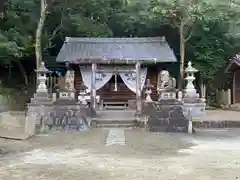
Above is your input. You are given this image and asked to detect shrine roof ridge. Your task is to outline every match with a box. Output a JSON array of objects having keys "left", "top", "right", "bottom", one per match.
[
  {"left": 65, "top": 37, "right": 166, "bottom": 43},
  {"left": 56, "top": 36, "right": 177, "bottom": 63},
  {"left": 225, "top": 53, "right": 240, "bottom": 72}
]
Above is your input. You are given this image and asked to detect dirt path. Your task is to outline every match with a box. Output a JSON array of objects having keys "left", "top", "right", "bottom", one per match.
[{"left": 0, "top": 129, "right": 240, "bottom": 179}]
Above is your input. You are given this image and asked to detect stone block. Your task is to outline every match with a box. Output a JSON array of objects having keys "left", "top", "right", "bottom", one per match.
[
  {"left": 183, "top": 102, "right": 206, "bottom": 119},
  {"left": 145, "top": 100, "right": 195, "bottom": 133},
  {"left": 0, "top": 111, "right": 36, "bottom": 140},
  {"left": 128, "top": 100, "right": 136, "bottom": 109},
  {"left": 160, "top": 92, "right": 176, "bottom": 99},
  {"left": 25, "top": 113, "right": 37, "bottom": 136}
]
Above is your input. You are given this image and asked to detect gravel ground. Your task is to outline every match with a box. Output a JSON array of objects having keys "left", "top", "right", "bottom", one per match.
[{"left": 0, "top": 128, "right": 240, "bottom": 180}]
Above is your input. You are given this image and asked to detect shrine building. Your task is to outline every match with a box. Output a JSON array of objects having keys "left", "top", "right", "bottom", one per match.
[{"left": 56, "top": 37, "right": 177, "bottom": 113}]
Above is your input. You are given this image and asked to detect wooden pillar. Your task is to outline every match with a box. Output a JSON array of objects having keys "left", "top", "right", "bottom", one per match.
[
  {"left": 136, "top": 61, "right": 142, "bottom": 114},
  {"left": 91, "top": 63, "right": 97, "bottom": 110},
  {"left": 233, "top": 71, "right": 236, "bottom": 104}
]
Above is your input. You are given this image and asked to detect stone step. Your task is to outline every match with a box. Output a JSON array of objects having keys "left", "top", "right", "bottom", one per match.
[
  {"left": 95, "top": 119, "right": 136, "bottom": 124},
  {"left": 97, "top": 109, "right": 135, "bottom": 113},
  {"left": 97, "top": 124, "right": 135, "bottom": 128},
  {"left": 93, "top": 117, "right": 135, "bottom": 121},
  {"left": 92, "top": 110, "right": 136, "bottom": 128},
  {"left": 192, "top": 121, "right": 240, "bottom": 128},
  {"left": 149, "top": 120, "right": 240, "bottom": 129},
  {"left": 104, "top": 106, "right": 127, "bottom": 110},
  {"left": 95, "top": 110, "right": 136, "bottom": 119},
  {"left": 91, "top": 119, "right": 136, "bottom": 128},
  {"left": 148, "top": 126, "right": 193, "bottom": 133}
]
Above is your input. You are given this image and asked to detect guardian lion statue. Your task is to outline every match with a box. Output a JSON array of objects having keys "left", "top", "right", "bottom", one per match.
[{"left": 157, "top": 70, "right": 176, "bottom": 93}]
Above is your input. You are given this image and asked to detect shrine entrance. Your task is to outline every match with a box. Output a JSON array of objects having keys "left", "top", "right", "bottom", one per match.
[
  {"left": 98, "top": 74, "right": 134, "bottom": 103},
  {"left": 86, "top": 65, "right": 146, "bottom": 113}
]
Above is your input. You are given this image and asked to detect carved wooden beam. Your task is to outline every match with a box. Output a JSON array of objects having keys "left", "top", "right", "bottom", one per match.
[{"left": 95, "top": 69, "right": 136, "bottom": 73}]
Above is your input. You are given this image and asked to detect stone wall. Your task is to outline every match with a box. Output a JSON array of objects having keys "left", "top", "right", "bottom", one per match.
[
  {"left": 0, "top": 87, "right": 34, "bottom": 111},
  {"left": 27, "top": 103, "right": 91, "bottom": 133}
]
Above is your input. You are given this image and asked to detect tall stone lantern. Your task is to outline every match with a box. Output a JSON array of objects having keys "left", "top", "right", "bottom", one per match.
[
  {"left": 184, "top": 61, "right": 198, "bottom": 99},
  {"left": 29, "top": 61, "right": 51, "bottom": 129},
  {"left": 35, "top": 61, "right": 50, "bottom": 94}
]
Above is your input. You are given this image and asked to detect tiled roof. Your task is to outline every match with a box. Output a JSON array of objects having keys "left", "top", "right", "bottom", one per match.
[
  {"left": 56, "top": 37, "right": 177, "bottom": 63},
  {"left": 225, "top": 53, "right": 240, "bottom": 72}
]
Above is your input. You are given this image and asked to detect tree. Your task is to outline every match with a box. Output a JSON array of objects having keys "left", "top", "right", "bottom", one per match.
[
  {"left": 187, "top": 19, "right": 234, "bottom": 86},
  {"left": 149, "top": 0, "right": 221, "bottom": 89},
  {"left": 1, "top": 0, "right": 240, "bottom": 94},
  {"left": 0, "top": 0, "right": 39, "bottom": 85},
  {"left": 35, "top": 0, "right": 48, "bottom": 69}
]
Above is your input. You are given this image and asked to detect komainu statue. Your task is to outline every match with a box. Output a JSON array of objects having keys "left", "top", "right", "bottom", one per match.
[
  {"left": 157, "top": 70, "right": 176, "bottom": 100},
  {"left": 157, "top": 70, "right": 176, "bottom": 92},
  {"left": 65, "top": 70, "right": 75, "bottom": 91}
]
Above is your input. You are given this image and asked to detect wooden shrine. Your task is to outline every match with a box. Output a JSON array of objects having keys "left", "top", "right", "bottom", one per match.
[{"left": 56, "top": 37, "right": 177, "bottom": 114}]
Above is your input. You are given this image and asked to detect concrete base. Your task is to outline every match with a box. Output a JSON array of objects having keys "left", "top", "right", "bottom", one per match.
[
  {"left": 0, "top": 111, "right": 36, "bottom": 140},
  {"left": 183, "top": 102, "right": 206, "bottom": 118}
]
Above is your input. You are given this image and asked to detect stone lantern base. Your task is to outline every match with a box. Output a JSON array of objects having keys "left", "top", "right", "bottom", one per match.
[{"left": 30, "top": 91, "right": 52, "bottom": 105}]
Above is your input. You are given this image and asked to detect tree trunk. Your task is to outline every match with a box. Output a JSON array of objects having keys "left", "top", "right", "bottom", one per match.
[
  {"left": 178, "top": 21, "right": 185, "bottom": 90},
  {"left": 35, "top": 0, "right": 47, "bottom": 70},
  {"left": 16, "top": 61, "right": 28, "bottom": 86},
  {"left": 8, "top": 64, "right": 12, "bottom": 81}
]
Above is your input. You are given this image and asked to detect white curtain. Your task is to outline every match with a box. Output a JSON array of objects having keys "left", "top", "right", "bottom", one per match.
[
  {"left": 80, "top": 65, "right": 147, "bottom": 94},
  {"left": 79, "top": 66, "right": 113, "bottom": 93},
  {"left": 119, "top": 67, "right": 147, "bottom": 93}
]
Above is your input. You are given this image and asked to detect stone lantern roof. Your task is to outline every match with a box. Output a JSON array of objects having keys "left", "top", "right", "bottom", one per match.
[
  {"left": 185, "top": 61, "right": 198, "bottom": 73},
  {"left": 35, "top": 62, "right": 49, "bottom": 73}
]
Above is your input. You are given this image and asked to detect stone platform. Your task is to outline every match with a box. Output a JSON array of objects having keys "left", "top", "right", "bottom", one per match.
[
  {"left": 192, "top": 110, "right": 240, "bottom": 128},
  {"left": 143, "top": 100, "right": 195, "bottom": 133}
]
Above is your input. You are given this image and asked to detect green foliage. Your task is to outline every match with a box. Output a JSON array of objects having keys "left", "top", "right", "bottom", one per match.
[
  {"left": 0, "top": 0, "right": 38, "bottom": 61},
  {"left": 149, "top": 0, "right": 219, "bottom": 38},
  {"left": 0, "top": 32, "right": 21, "bottom": 60},
  {"left": 187, "top": 20, "right": 234, "bottom": 84},
  {"left": 0, "top": 0, "right": 240, "bottom": 95}
]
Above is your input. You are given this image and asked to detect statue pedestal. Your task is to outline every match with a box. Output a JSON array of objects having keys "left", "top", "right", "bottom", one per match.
[
  {"left": 146, "top": 99, "right": 195, "bottom": 133},
  {"left": 59, "top": 91, "right": 75, "bottom": 99},
  {"left": 59, "top": 89, "right": 75, "bottom": 100},
  {"left": 30, "top": 92, "right": 52, "bottom": 105},
  {"left": 160, "top": 92, "right": 176, "bottom": 100},
  {"left": 183, "top": 100, "right": 206, "bottom": 122},
  {"left": 158, "top": 89, "right": 177, "bottom": 101},
  {"left": 59, "top": 92, "right": 68, "bottom": 99},
  {"left": 78, "top": 92, "right": 88, "bottom": 105}
]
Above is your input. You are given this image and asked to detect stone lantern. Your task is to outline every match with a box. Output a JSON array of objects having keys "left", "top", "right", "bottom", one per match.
[
  {"left": 184, "top": 61, "right": 198, "bottom": 98},
  {"left": 29, "top": 61, "right": 51, "bottom": 111},
  {"left": 144, "top": 79, "right": 154, "bottom": 102},
  {"left": 35, "top": 61, "right": 49, "bottom": 94},
  {"left": 78, "top": 83, "right": 88, "bottom": 105}
]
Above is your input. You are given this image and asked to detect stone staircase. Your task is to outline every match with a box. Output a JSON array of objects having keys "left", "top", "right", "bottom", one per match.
[{"left": 91, "top": 109, "right": 136, "bottom": 128}]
